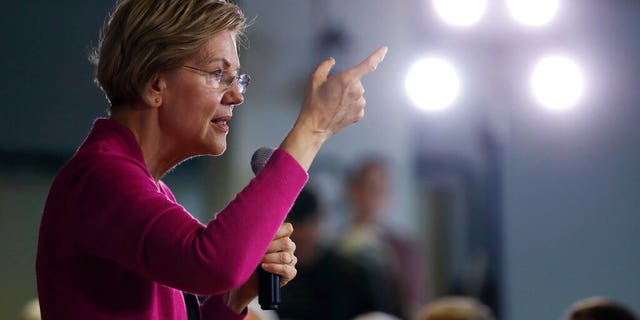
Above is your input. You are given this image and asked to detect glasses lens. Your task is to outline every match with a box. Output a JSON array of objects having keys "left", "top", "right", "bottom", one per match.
[{"left": 238, "top": 74, "right": 250, "bottom": 93}]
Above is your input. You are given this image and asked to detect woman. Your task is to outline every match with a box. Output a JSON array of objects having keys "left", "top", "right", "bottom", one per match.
[{"left": 36, "top": 0, "right": 387, "bottom": 319}]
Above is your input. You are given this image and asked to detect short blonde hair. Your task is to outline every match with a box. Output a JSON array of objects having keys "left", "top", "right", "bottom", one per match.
[
  {"left": 91, "top": 0, "right": 246, "bottom": 105},
  {"left": 415, "top": 296, "right": 494, "bottom": 320}
]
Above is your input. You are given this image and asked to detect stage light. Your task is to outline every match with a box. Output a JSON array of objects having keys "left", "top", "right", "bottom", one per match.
[
  {"left": 507, "top": 0, "right": 559, "bottom": 27},
  {"left": 433, "top": 0, "right": 487, "bottom": 27},
  {"left": 530, "top": 56, "right": 584, "bottom": 111},
  {"left": 405, "top": 57, "right": 460, "bottom": 111}
]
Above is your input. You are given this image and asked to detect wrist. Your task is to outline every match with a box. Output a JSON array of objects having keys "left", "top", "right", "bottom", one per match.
[{"left": 279, "top": 121, "right": 326, "bottom": 171}]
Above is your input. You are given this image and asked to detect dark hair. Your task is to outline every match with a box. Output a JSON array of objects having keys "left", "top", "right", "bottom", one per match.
[
  {"left": 566, "top": 297, "right": 637, "bottom": 320},
  {"left": 286, "top": 188, "right": 320, "bottom": 224}
]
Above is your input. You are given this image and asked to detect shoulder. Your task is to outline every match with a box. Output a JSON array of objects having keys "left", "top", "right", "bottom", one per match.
[
  {"left": 50, "top": 148, "right": 159, "bottom": 213},
  {"left": 66, "top": 117, "right": 151, "bottom": 185},
  {"left": 71, "top": 151, "right": 152, "bottom": 188}
]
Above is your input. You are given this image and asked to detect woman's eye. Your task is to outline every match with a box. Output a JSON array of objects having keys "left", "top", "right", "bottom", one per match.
[{"left": 212, "top": 70, "right": 225, "bottom": 81}]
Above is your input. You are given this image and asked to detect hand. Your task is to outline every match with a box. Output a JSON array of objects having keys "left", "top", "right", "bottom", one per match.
[
  {"left": 260, "top": 222, "right": 297, "bottom": 286},
  {"left": 298, "top": 46, "right": 388, "bottom": 139},
  {"left": 280, "top": 46, "right": 388, "bottom": 170},
  {"left": 225, "top": 223, "right": 297, "bottom": 312}
]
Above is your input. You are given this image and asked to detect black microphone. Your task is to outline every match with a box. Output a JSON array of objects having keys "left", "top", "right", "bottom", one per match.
[{"left": 250, "top": 147, "right": 281, "bottom": 310}]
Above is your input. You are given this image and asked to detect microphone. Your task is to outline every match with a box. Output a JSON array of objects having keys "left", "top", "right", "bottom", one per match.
[
  {"left": 250, "top": 147, "right": 281, "bottom": 310},
  {"left": 250, "top": 147, "right": 275, "bottom": 174}
]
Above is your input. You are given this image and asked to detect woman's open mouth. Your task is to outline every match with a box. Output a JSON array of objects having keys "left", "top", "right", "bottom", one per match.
[{"left": 211, "top": 116, "right": 231, "bottom": 132}]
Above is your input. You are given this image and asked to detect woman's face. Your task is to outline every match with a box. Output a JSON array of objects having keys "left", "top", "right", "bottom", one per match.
[{"left": 160, "top": 30, "right": 244, "bottom": 157}]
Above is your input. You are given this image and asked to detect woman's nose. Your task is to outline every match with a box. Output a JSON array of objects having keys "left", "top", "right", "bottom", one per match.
[{"left": 222, "top": 87, "right": 244, "bottom": 106}]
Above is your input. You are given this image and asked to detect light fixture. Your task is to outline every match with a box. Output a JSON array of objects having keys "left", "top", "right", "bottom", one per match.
[
  {"left": 507, "top": 0, "right": 560, "bottom": 27},
  {"left": 530, "top": 55, "right": 584, "bottom": 111},
  {"left": 433, "top": 0, "right": 488, "bottom": 27},
  {"left": 405, "top": 57, "right": 460, "bottom": 111}
]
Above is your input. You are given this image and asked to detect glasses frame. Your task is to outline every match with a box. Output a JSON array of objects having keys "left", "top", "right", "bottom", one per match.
[{"left": 182, "top": 65, "right": 250, "bottom": 94}]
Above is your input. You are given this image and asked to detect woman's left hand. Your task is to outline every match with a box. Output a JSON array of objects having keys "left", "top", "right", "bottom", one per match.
[
  {"left": 260, "top": 222, "right": 298, "bottom": 286},
  {"left": 225, "top": 223, "right": 297, "bottom": 312}
]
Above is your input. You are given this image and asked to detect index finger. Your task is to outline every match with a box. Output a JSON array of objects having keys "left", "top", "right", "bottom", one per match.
[
  {"left": 274, "top": 222, "right": 293, "bottom": 239},
  {"left": 347, "top": 46, "right": 388, "bottom": 79}
]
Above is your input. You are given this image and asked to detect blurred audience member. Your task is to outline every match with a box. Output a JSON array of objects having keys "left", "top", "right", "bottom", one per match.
[
  {"left": 563, "top": 296, "right": 637, "bottom": 320},
  {"left": 21, "top": 298, "right": 41, "bottom": 320},
  {"left": 336, "top": 157, "right": 429, "bottom": 318},
  {"left": 277, "top": 187, "right": 380, "bottom": 320},
  {"left": 247, "top": 298, "right": 280, "bottom": 320},
  {"left": 353, "top": 311, "right": 402, "bottom": 320},
  {"left": 414, "top": 296, "right": 493, "bottom": 320}
]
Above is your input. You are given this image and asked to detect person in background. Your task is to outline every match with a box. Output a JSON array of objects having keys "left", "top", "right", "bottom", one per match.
[
  {"left": 36, "top": 0, "right": 388, "bottom": 319},
  {"left": 21, "top": 298, "right": 41, "bottom": 320},
  {"left": 277, "top": 187, "right": 380, "bottom": 320},
  {"left": 414, "top": 296, "right": 493, "bottom": 320},
  {"left": 562, "top": 296, "right": 637, "bottom": 320},
  {"left": 246, "top": 298, "right": 279, "bottom": 320},
  {"left": 352, "top": 312, "right": 402, "bottom": 320},
  {"left": 336, "top": 157, "right": 429, "bottom": 319}
]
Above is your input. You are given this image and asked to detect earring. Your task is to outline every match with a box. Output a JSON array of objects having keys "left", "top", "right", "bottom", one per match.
[{"left": 155, "top": 98, "right": 160, "bottom": 104}]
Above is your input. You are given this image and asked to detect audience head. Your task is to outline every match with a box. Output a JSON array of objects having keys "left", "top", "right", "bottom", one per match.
[
  {"left": 287, "top": 187, "right": 320, "bottom": 225},
  {"left": 286, "top": 187, "right": 322, "bottom": 264},
  {"left": 415, "top": 296, "right": 493, "bottom": 320},
  {"left": 353, "top": 311, "right": 402, "bottom": 320},
  {"left": 21, "top": 298, "right": 41, "bottom": 320},
  {"left": 347, "top": 156, "right": 391, "bottom": 224},
  {"left": 563, "top": 296, "right": 637, "bottom": 320}
]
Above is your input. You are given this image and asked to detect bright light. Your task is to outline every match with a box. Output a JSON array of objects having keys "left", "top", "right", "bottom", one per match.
[
  {"left": 530, "top": 56, "right": 584, "bottom": 111},
  {"left": 433, "top": 0, "right": 487, "bottom": 27},
  {"left": 405, "top": 57, "right": 460, "bottom": 111},
  {"left": 507, "top": 0, "right": 559, "bottom": 27}
]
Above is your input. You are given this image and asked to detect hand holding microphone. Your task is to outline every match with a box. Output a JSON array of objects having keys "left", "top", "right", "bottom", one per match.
[
  {"left": 257, "top": 222, "right": 297, "bottom": 310},
  {"left": 251, "top": 148, "right": 298, "bottom": 310}
]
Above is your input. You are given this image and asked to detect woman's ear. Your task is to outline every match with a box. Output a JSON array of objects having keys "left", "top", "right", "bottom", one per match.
[{"left": 141, "top": 73, "right": 167, "bottom": 108}]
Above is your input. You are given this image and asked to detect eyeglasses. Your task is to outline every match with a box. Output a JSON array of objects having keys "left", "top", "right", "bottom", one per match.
[{"left": 182, "top": 65, "right": 250, "bottom": 94}]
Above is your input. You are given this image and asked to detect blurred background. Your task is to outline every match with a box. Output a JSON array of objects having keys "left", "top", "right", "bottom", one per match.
[{"left": 1, "top": 1, "right": 639, "bottom": 319}]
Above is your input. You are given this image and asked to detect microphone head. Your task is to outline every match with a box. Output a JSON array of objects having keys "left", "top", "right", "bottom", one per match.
[{"left": 251, "top": 147, "right": 275, "bottom": 174}]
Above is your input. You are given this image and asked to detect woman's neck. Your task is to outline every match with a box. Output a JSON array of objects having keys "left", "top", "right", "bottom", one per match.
[{"left": 110, "top": 104, "right": 185, "bottom": 182}]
